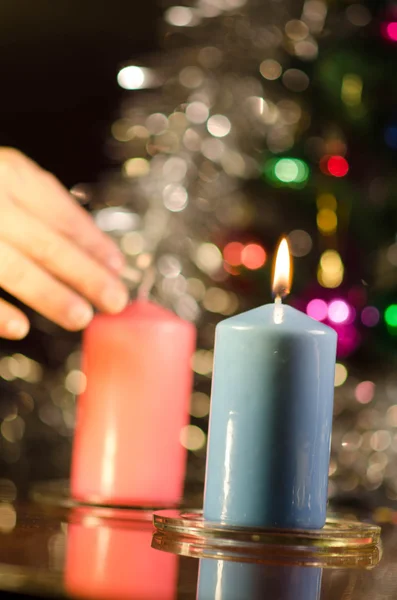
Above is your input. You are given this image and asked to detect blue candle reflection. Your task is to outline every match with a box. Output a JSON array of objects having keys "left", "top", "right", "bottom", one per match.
[{"left": 197, "top": 559, "right": 322, "bottom": 600}]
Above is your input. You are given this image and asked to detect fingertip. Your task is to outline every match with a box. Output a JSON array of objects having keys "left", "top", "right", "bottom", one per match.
[
  {"left": 5, "top": 319, "right": 30, "bottom": 340},
  {"left": 67, "top": 304, "right": 94, "bottom": 331},
  {"left": 100, "top": 285, "right": 129, "bottom": 314}
]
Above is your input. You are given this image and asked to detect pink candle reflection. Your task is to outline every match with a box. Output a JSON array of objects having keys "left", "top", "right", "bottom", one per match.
[{"left": 65, "top": 508, "right": 177, "bottom": 600}]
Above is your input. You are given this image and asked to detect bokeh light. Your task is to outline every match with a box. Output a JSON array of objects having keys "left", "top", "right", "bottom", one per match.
[
  {"left": 288, "top": 229, "right": 312, "bottom": 257},
  {"left": 341, "top": 431, "right": 362, "bottom": 451},
  {"left": 387, "top": 405, "right": 397, "bottom": 427},
  {"left": 384, "top": 304, "right": 397, "bottom": 331},
  {"left": 306, "top": 299, "right": 328, "bottom": 321},
  {"left": 241, "top": 244, "right": 267, "bottom": 270},
  {"left": 355, "top": 381, "right": 375, "bottom": 404},
  {"left": 328, "top": 155, "right": 349, "bottom": 177},
  {"left": 385, "top": 304, "right": 397, "bottom": 327},
  {"left": 1, "top": 417, "right": 25, "bottom": 443},
  {"left": 192, "top": 350, "right": 213, "bottom": 377},
  {"left": 317, "top": 208, "right": 337, "bottom": 235},
  {"left": 282, "top": 69, "right": 310, "bottom": 92},
  {"left": 123, "top": 157, "right": 150, "bottom": 178},
  {"left": 201, "top": 138, "right": 224, "bottom": 161},
  {"left": 175, "top": 295, "right": 199, "bottom": 322},
  {"left": 165, "top": 6, "right": 198, "bottom": 27},
  {"left": 346, "top": 4, "right": 371, "bottom": 27},
  {"left": 275, "top": 158, "right": 308, "bottom": 183},
  {"left": 146, "top": 113, "right": 168, "bottom": 135},
  {"left": 158, "top": 255, "right": 182, "bottom": 279},
  {"left": 320, "top": 155, "right": 349, "bottom": 177},
  {"left": 195, "top": 243, "right": 223, "bottom": 275},
  {"left": 328, "top": 300, "right": 350, "bottom": 324},
  {"left": 334, "top": 363, "right": 348, "bottom": 387},
  {"left": 163, "top": 157, "right": 187, "bottom": 182},
  {"left": 198, "top": 46, "right": 223, "bottom": 68},
  {"left": 121, "top": 232, "right": 144, "bottom": 256},
  {"left": 163, "top": 184, "right": 188, "bottom": 212},
  {"left": 318, "top": 250, "right": 344, "bottom": 288},
  {"left": 370, "top": 430, "right": 391, "bottom": 452},
  {"left": 341, "top": 74, "right": 363, "bottom": 107},
  {"left": 294, "top": 39, "right": 318, "bottom": 60},
  {"left": 361, "top": 306, "right": 380, "bottom": 327},
  {"left": 179, "top": 424, "right": 206, "bottom": 451},
  {"left": 207, "top": 115, "right": 231, "bottom": 138},
  {"left": 387, "top": 242, "right": 397, "bottom": 265},
  {"left": 385, "top": 22, "right": 397, "bottom": 42},
  {"left": 266, "top": 157, "right": 309, "bottom": 185},
  {"left": 95, "top": 208, "right": 140, "bottom": 233},
  {"left": 179, "top": 66, "right": 204, "bottom": 88},
  {"left": 203, "top": 287, "right": 230, "bottom": 313},
  {"left": 111, "top": 119, "right": 134, "bottom": 142},
  {"left": 259, "top": 59, "right": 282, "bottom": 80},
  {"left": 190, "top": 392, "right": 210, "bottom": 418},
  {"left": 275, "top": 159, "right": 298, "bottom": 182},
  {"left": 65, "top": 370, "right": 86, "bottom": 395},
  {"left": 117, "top": 66, "right": 155, "bottom": 90},
  {"left": 136, "top": 253, "right": 153, "bottom": 270},
  {"left": 0, "top": 504, "right": 16, "bottom": 533},
  {"left": 285, "top": 19, "right": 309, "bottom": 41},
  {"left": 223, "top": 241, "right": 244, "bottom": 266},
  {"left": 186, "top": 278, "right": 206, "bottom": 301},
  {"left": 186, "top": 101, "right": 209, "bottom": 124},
  {"left": 317, "top": 193, "right": 337, "bottom": 211},
  {"left": 384, "top": 125, "right": 397, "bottom": 149},
  {"left": 303, "top": 0, "right": 327, "bottom": 30}
]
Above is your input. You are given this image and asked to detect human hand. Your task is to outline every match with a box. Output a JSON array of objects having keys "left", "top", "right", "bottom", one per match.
[{"left": 0, "top": 148, "right": 129, "bottom": 339}]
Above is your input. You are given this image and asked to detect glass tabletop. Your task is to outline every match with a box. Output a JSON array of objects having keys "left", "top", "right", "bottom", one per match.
[{"left": 0, "top": 501, "right": 393, "bottom": 599}]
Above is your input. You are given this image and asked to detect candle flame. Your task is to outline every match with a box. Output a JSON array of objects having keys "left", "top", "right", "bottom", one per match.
[{"left": 272, "top": 237, "right": 292, "bottom": 300}]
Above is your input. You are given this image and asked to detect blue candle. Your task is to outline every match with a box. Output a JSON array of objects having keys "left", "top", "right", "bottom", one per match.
[
  {"left": 197, "top": 559, "right": 322, "bottom": 600},
  {"left": 203, "top": 239, "right": 337, "bottom": 529}
]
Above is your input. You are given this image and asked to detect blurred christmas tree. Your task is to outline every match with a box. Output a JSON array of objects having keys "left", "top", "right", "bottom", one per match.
[{"left": 3, "top": 0, "right": 397, "bottom": 508}]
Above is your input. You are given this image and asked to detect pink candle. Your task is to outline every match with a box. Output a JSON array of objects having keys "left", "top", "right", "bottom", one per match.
[
  {"left": 65, "top": 508, "right": 177, "bottom": 599},
  {"left": 70, "top": 300, "right": 196, "bottom": 506}
]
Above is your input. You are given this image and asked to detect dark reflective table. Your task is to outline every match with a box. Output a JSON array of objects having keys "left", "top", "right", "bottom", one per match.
[{"left": 0, "top": 501, "right": 393, "bottom": 599}]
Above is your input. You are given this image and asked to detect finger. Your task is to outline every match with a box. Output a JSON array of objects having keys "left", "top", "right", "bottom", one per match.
[
  {"left": 0, "top": 299, "right": 29, "bottom": 340},
  {"left": 0, "top": 148, "right": 125, "bottom": 272},
  {"left": 0, "top": 198, "right": 129, "bottom": 314},
  {"left": 0, "top": 240, "right": 94, "bottom": 331}
]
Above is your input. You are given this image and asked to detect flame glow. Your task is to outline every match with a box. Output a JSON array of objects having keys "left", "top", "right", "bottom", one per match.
[{"left": 272, "top": 237, "right": 292, "bottom": 299}]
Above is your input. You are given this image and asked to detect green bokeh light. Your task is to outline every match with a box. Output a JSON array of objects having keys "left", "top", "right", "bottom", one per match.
[
  {"left": 274, "top": 159, "right": 299, "bottom": 182},
  {"left": 264, "top": 157, "right": 310, "bottom": 186},
  {"left": 385, "top": 304, "right": 397, "bottom": 327}
]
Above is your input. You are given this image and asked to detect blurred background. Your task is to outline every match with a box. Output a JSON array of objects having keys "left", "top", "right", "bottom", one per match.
[{"left": 1, "top": 0, "right": 397, "bottom": 518}]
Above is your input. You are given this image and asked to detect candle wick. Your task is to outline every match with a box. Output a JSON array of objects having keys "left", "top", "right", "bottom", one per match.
[
  {"left": 273, "top": 295, "right": 284, "bottom": 324},
  {"left": 138, "top": 267, "right": 156, "bottom": 301}
]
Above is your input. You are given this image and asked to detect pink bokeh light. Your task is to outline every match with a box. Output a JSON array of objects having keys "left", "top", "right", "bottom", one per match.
[
  {"left": 386, "top": 22, "right": 397, "bottom": 41},
  {"left": 334, "top": 324, "right": 361, "bottom": 358},
  {"left": 328, "top": 300, "right": 350, "bottom": 324},
  {"left": 355, "top": 381, "right": 375, "bottom": 404},
  {"left": 306, "top": 299, "right": 328, "bottom": 321}
]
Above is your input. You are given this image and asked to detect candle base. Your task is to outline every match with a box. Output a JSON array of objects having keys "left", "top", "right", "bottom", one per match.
[
  {"left": 30, "top": 479, "right": 180, "bottom": 512},
  {"left": 152, "top": 509, "right": 382, "bottom": 569}
]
